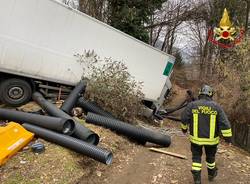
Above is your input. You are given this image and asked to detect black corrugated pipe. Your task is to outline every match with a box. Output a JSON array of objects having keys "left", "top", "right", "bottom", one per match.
[
  {"left": 0, "top": 108, "right": 75, "bottom": 135},
  {"left": 32, "top": 92, "right": 99, "bottom": 145},
  {"left": 77, "top": 97, "right": 115, "bottom": 118},
  {"left": 22, "top": 123, "right": 113, "bottom": 165},
  {"left": 61, "top": 81, "right": 87, "bottom": 114},
  {"left": 165, "top": 116, "right": 182, "bottom": 122},
  {"left": 163, "top": 90, "right": 196, "bottom": 116},
  {"left": 86, "top": 112, "right": 171, "bottom": 147},
  {"left": 164, "top": 103, "right": 187, "bottom": 115}
]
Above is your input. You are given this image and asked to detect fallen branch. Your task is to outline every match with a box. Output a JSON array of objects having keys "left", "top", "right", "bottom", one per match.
[{"left": 149, "top": 148, "right": 187, "bottom": 159}]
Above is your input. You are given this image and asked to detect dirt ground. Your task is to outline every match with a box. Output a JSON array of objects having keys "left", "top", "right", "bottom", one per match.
[
  {"left": 75, "top": 122, "right": 250, "bottom": 184},
  {"left": 1, "top": 116, "right": 250, "bottom": 184},
  {"left": 1, "top": 85, "right": 250, "bottom": 184}
]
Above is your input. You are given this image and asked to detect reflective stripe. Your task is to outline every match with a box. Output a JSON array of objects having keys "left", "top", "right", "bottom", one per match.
[
  {"left": 192, "top": 162, "right": 202, "bottom": 171},
  {"left": 207, "top": 165, "right": 215, "bottom": 169},
  {"left": 192, "top": 167, "right": 202, "bottom": 171},
  {"left": 206, "top": 162, "right": 216, "bottom": 169},
  {"left": 190, "top": 135, "right": 219, "bottom": 145},
  {"left": 193, "top": 114, "right": 198, "bottom": 138},
  {"left": 221, "top": 129, "right": 232, "bottom": 137},
  {"left": 221, "top": 129, "right": 232, "bottom": 134},
  {"left": 181, "top": 123, "right": 188, "bottom": 130},
  {"left": 193, "top": 163, "right": 202, "bottom": 167},
  {"left": 210, "top": 115, "right": 216, "bottom": 139}
]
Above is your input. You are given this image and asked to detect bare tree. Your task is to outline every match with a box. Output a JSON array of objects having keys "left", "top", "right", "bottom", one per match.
[
  {"left": 244, "top": 0, "right": 250, "bottom": 33},
  {"left": 147, "top": 0, "right": 205, "bottom": 54},
  {"left": 78, "top": 0, "right": 109, "bottom": 22},
  {"left": 177, "top": 0, "right": 215, "bottom": 78},
  {"left": 62, "top": 0, "right": 79, "bottom": 9}
]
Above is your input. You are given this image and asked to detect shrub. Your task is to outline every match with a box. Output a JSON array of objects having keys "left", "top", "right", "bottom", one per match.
[{"left": 75, "top": 51, "right": 144, "bottom": 122}]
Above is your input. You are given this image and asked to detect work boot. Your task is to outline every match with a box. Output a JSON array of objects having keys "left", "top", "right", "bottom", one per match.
[
  {"left": 191, "top": 170, "right": 201, "bottom": 184},
  {"left": 208, "top": 167, "right": 218, "bottom": 181}
]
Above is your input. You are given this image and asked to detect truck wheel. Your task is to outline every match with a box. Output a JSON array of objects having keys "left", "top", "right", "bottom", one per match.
[{"left": 0, "top": 78, "right": 32, "bottom": 106}]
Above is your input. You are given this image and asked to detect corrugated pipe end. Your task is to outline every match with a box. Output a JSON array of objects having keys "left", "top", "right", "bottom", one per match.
[
  {"left": 22, "top": 123, "right": 112, "bottom": 165},
  {"left": 105, "top": 152, "right": 113, "bottom": 165},
  {"left": 86, "top": 133, "right": 100, "bottom": 146},
  {"left": 62, "top": 119, "right": 75, "bottom": 135}
]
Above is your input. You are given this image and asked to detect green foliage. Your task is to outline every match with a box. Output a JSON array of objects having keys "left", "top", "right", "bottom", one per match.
[
  {"left": 76, "top": 51, "right": 145, "bottom": 122},
  {"left": 107, "top": 0, "right": 166, "bottom": 42}
]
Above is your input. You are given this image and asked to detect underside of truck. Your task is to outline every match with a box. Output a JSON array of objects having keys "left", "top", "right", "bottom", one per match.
[
  {"left": 0, "top": 72, "right": 173, "bottom": 122},
  {"left": 0, "top": 72, "right": 72, "bottom": 107}
]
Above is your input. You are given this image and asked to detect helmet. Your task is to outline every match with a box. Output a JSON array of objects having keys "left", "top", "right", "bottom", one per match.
[{"left": 199, "top": 85, "right": 213, "bottom": 97}]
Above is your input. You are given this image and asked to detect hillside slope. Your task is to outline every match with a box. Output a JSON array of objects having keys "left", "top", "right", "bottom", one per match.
[{"left": 1, "top": 120, "right": 249, "bottom": 184}]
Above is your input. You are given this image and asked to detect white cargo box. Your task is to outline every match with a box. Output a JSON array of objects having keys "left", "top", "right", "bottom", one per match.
[{"left": 0, "top": 0, "right": 175, "bottom": 107}]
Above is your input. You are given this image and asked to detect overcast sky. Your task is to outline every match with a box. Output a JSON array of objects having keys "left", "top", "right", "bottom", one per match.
[{"left": 56, "top": 0, "right": 193, "bottom": 62}]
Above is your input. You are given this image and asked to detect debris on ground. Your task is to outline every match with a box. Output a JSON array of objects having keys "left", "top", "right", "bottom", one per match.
[
  {"left": 149, "top": 147, "right": 187, "bottom": 159},
  {"left": 0, "top": 122, "right": 34, "bottom": 166},
  {"left": 1, "top": 117, "right": 250, "bottom": 184},
  {"left": 0, "top": 85, "right": 250, "bottom": 184}
]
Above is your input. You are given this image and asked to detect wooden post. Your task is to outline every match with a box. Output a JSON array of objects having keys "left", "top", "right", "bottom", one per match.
[{"left": 149, "top": 148, "right": 187, "bottom": 159}]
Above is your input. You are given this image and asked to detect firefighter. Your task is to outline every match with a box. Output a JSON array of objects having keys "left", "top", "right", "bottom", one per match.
[{"left": 181, "top": 85, "right": 232, "bottom": 184}]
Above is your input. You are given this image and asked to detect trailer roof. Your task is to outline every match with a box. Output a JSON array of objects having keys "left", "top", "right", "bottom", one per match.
[{"left": 50, "top": 0, "right": 175, "bottom": 61}]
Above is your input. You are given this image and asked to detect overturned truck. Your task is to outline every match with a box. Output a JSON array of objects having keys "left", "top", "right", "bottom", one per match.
[{"left": 0, "top": 0, "right": 175, "bottom": 116}]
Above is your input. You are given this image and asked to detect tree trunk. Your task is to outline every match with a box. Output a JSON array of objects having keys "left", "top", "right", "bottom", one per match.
[{"left": 245, "top": 0, "right": 250, "bottom": 33}]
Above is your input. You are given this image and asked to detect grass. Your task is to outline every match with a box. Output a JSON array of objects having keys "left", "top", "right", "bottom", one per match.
[
  {"left": 0, "top": 102, "right": 132, "bottom": 184},
  {"left": 0, "top": 120, "right": 129, "bottom": 184},
  {"left": 0, "top": 140, "right": 84, "bottom": 184}
]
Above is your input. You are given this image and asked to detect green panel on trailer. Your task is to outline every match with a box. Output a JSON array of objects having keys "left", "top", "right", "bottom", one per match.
[{"left": 163, "top": 62, "right": 174, "bottom": 76}]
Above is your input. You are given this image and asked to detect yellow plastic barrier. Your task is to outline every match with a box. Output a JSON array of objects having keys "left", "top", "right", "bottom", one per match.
[{"left": 0, "top": 122, "right": 34, "bottom": 166}]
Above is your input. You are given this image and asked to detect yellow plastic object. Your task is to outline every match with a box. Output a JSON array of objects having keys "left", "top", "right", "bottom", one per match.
[{"left": 0, "top": 122, "right": 34, "bottom": 166}]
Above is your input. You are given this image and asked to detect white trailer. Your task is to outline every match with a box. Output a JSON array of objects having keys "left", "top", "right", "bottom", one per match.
[{"left": 0, "top": 0, "right": 175, "bottom": 114}]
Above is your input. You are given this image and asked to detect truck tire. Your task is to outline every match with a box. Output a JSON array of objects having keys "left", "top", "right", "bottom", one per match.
[{"left": 0, "top": 78, "right": 32, "bottom": 106}]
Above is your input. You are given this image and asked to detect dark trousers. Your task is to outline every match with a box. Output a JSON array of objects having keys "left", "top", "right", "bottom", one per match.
[{"left": 191, "top": 143, "right": 218, "bottom": 171}]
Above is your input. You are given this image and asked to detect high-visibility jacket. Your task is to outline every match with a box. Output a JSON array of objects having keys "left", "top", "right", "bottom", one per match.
[{"left": 181, "top": 97, "right": 232, "bottom": 145}]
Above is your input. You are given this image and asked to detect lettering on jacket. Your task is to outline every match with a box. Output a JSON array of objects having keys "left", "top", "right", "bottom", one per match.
[{"left": 192, "top": 106, "right": 218, "bottom": 115}]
